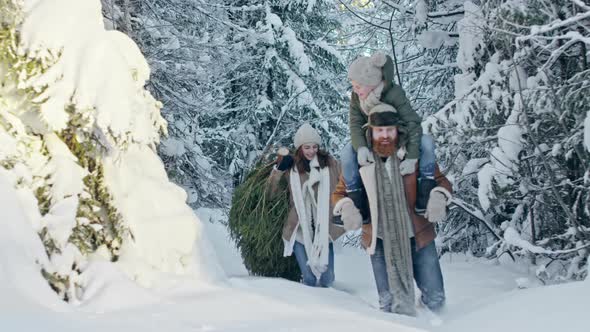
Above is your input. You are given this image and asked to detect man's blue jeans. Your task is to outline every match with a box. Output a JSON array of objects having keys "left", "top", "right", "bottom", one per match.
[
  {"left": 292, "top": 241, "right": 335, "bottom": 287},
  {"left": 370, "top": 238, "right": 445, "bottom": 313},
  {"left": 341, "top": 135, "right": 436, "bottom": 191}
]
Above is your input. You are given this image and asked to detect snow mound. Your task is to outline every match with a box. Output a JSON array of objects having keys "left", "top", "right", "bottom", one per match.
[
  {"left": 438, "top": 280, "right": 588, "bottom": 332},
  {"left": 0, "top": 172, "right": 67, "bottom": 311}
]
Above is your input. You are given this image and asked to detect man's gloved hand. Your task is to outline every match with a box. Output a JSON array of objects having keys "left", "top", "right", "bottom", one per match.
[
  {"left": 399, "top": 158, "right": 418, "bottom": 175},
  {"left": 425, "top": 188, "right": 450, "bottom": 223},
  {"left": 334, "top": 198, "right": 362, "bottom": 231},
  {"left": 276, "top": 147, "right": 294, "bottom": 171},
  {"left": 357, "top": 146, "right": 375, "bottom": 166}
]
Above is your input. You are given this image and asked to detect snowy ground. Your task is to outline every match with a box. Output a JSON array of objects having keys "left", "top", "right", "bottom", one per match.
[
  {"left": 1, "top": 205, "right": 587, "bottom": 331},
  {"left": 202, "top": 215, "right": 588, "bottom": 332}
]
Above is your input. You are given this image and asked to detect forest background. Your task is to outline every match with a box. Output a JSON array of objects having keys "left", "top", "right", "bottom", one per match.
[{"left": 101, "top": 0, "right": 590, "bottom": 283}]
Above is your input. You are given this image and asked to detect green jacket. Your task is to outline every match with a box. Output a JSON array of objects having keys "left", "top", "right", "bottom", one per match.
[{"left": 349, "top": 55, "right": 423, "bottom": 159}]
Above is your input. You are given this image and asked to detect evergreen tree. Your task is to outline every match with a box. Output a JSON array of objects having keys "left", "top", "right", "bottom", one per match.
[
  {"left": 1, "top": 0, "right": 197, "bottom": 301},
  {"left": 219, "top": 0, "right": 349, "bottom": 185},
  {"left": 103, "top": 1, "right": 349, "bottom": 206},
  {"left": 425, "top": 0, "right": 590, "bottom": 281},
  {"left": 102, "top": 0, "right": 233, "bottom": 207},
  {"left": 340, "top": 0, "right": 589, "bottom": 281},
  {"left": 336, "top": 0, "right": 460, "bottom": 117}
]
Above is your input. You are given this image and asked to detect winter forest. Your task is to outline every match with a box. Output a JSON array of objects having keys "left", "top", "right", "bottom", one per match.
[{"left": 0, "top": 0, "right": 589, "bottom": 331}]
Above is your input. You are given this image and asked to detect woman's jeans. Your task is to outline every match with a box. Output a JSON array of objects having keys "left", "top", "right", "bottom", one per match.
[
  {"left": 370, "top": 238, "right": 445, "bottom": 312},
  {"left": 292, "top": 241, "right": 335, "bottom": 287},
  {"left": 341, "top": 135, "right": 436, "bottom": 192}
]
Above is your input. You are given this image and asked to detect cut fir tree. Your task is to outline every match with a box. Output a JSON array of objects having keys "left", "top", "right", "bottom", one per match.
[{"left": 228, "top": 159, "right": 300, "bottom": 281}]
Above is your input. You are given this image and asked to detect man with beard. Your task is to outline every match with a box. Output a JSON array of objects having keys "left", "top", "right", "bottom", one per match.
[{"left": 332, "top": 104, "right": 453, "bottom": 316}]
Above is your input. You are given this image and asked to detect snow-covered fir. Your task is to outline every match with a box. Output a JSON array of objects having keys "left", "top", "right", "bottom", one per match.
[{"left": 0, "top": 0, "right": 217, "bottom": 301}]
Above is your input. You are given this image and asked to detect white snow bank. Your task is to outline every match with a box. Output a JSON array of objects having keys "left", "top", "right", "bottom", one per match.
[
  {"left": 196, "top": 208, "right": 248, "bottom": 278},
  {"left": 0, "top": 185, "right": 426, "bottom": 331},
  {"left": 0, "top": 171, "right": 68, "bottom": 312},
  {"left": 76, "top": 260, "right": 162, "bottom": 312},
  {"left": 103, "top": 145, "right": 221, "bottom": 287},
  {"left": 438, "top": 279, "right": 588, "bottom": 332},
  {"left": 0, "top": 198, "right": 585, "bottom": 332}
]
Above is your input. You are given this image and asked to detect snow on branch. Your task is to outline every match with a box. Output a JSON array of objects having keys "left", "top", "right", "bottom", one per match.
[
  {"left": 417, "top": 30, "right": 458, "bottom": 49},
  {"left": 428, "top": 9, "right": 465, "bottom": 19},
  {"left": 539, "top": 32, "right": 590, "bottom": 70},
  {"left": 382, "top": 0, "right": 464, "bottom": 20},
  {"left": 517, "top": 9, "right": 590, "bottom": 44},
  {"left": 452, "top": 198, "right": 590, "bottom": 258},
  {"left": 337, "top": 0, "right": 390, "bottom": 30},
  {"left": 503, "top": 227, "right": 590, "bottom": 256},
  {"left": 280, "top": 26, "right": 312, "bottom": 75},
  {"left": 572, "top": 0, "right": 590, "bottom": 11}
]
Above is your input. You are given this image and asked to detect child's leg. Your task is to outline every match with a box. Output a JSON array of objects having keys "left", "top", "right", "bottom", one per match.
[
  {"left": 338, "top": 142, "right": 370, "bottom": 223},
  {"left": 416, "top": 135, "right": 437, "bottom": 214},
  {"left": 341, "top": 142, "right": 363, "bottom": 191},
  {"left": 418, "top": 135, "right": 436, "bottom": 179}
]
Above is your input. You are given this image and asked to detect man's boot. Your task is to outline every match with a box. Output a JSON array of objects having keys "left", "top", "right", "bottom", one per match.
[{"left": 415, "top": 178, "right": 437, "bottom": 215}]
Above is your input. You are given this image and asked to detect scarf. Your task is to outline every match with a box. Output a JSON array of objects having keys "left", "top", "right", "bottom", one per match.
[
  {"left": 359, "top": 81, "right": 385, "bottom": 115},
  {"left": 289, "top": 156, "right": 331, "bottom": 280},
  {"left": 374, "top": 154, "right": 416, "bottom": 316}
]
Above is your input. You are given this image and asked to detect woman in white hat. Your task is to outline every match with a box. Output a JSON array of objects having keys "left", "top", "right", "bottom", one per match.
[{"left": 266, "top": 123, "right": 345, "bottom": 287}]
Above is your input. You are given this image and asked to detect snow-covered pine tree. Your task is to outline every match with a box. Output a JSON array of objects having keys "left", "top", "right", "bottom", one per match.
[
  {"left": 335, "top": 0, "right": 465, "bottom": 247},
  {"left": 339, "top": 1, "right": 589, "bottom": 281},
  {"left": 1, "top": 0, "right": 200, "bottom": 301},
  {"left": 1, "top": 0, "right": 127, "bottom": 301},
  {"left": 336, "top": 0, "right": 459, "bottom": 117},
  {"left": 425, "top": 0, "right": 590, "bottom": 281},
  {"left": 101, "top": 0, "right": 233, "bottom": 208},
  {"left": 221, "top": 0, "right": 351, "bottom": 277},
  {"left": 102, "top": 1, "right": 349, "bottom": 207},
  {"left": 218, "top": 0, "right": 349, "bottom": 184}
]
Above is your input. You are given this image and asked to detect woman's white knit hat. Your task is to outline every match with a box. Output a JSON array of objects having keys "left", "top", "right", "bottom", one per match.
[
  {"left": 347, "top": 51, "right": 387, "bottom": 86},
  {"left": 294, "top": 123, "right": 322, "bottom": 149}
]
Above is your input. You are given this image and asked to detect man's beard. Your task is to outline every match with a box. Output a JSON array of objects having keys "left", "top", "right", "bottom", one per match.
[{"left": 373, "top": 138, "right": 396, "bottom": 157}]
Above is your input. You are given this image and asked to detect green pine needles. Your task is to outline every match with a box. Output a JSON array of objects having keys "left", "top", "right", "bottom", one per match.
[
  {"left": 228, "top": 162, "right": 300, "bottom": 281},
  {"left": 0, "top": 6, "right": 126, "bottom": 300}
]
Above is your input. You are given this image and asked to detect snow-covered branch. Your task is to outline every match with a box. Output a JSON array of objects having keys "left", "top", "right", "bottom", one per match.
[
  {"left": 504, "top": 227, "right": 590, "bottom": 256},
  {"left": 518, "top": 9, "right": 590, "bottom": 43},
  {"left": 382, "top": 0, "right": 464, "bottom": 20}
]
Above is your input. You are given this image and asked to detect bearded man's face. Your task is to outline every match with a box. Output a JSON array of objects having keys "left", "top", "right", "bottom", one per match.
[{"left": 372, "top": 126, "right": 398, "bottom": 157}]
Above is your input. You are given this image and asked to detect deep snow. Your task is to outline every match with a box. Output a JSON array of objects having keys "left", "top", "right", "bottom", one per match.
[{"left": 0, "top": 192, "right": 587, "bottom": 332}]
